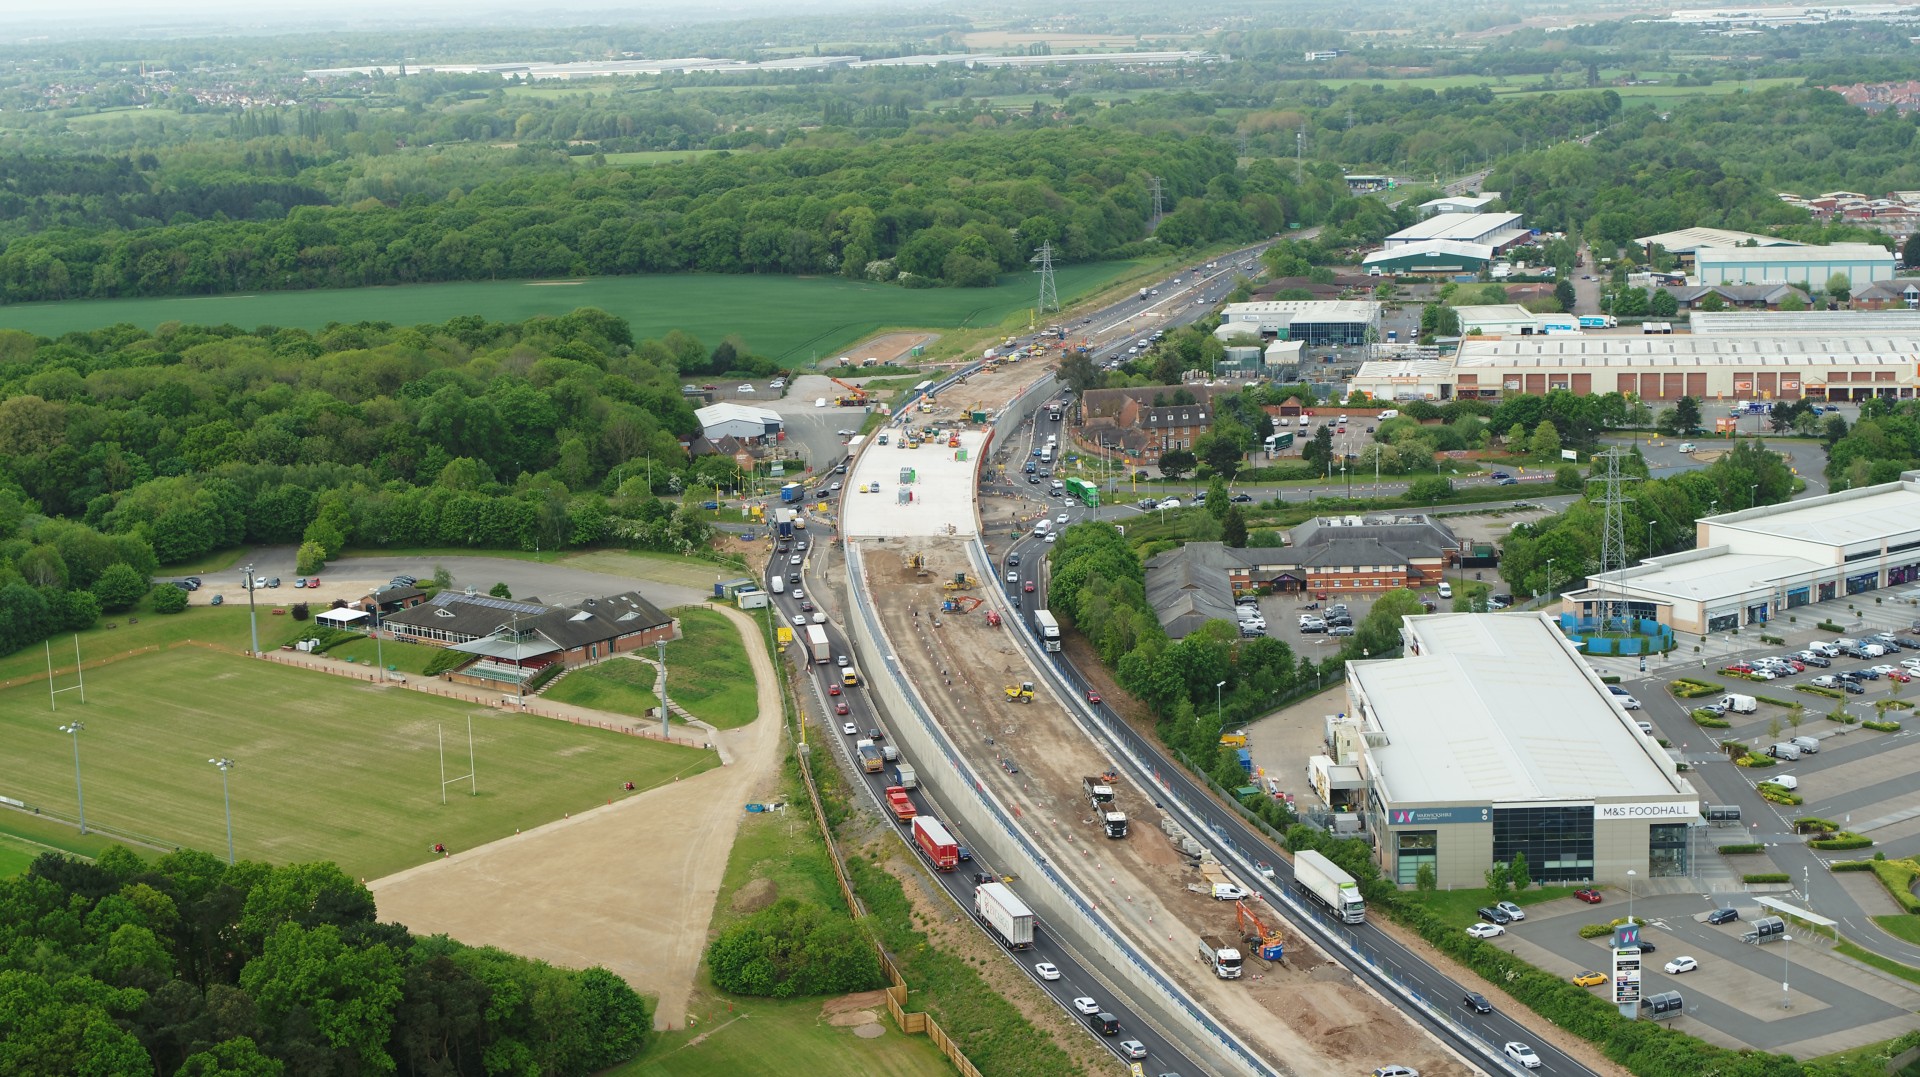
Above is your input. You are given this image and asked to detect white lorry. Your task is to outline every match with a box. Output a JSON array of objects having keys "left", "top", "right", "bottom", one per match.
[
  {"left": 1294, "top": 849, "right": 1366, "bottom": 923},
  {"left": 805, "top": 624, "right": 830, "bottom": 664},
  {"left": 975, "top": 882, "right": 1035, "bottom": 950},
  {"left": 1198, "top": 934, "right": 1244, "bottom": 979}
]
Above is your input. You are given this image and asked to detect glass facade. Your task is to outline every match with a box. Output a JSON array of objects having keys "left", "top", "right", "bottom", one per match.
[
  {"left": 1649, "top": 823, "right": 1690, "bottom": 877},
  {"left": 1493, "top": 806, "right": 1593, "bottom": 882},
  {"left": 1396, "top": 830, "right": 1437, "bottom": 886}
]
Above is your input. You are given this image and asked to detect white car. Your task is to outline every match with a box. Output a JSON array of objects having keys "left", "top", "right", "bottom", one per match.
[
  {"left": 1664, "top": 956, "right": 1698, "bottom": 974},
  {"left": 792, "top": 588, "right": 804, "bottom": 600},
  {"left": 1495, "top": 901, "right": 1526, "bottom": 921},
  {"left": 1045, "top": 533, "right": 1058, "bottom": 543},
  {"left": 1746, "top": 668, "right": 1775, "bottom": 679},
  {"left": 842, "top": 722, "right": 857, "bottom": 736},
  {"left": 1871, "top": 664, "right": 1898, "bottom": 676},
  {"left": 737, "top": 383, "right": 754, "bottom": 393},
  {"left": 1504, "top": 1042, "right": 1541, "bottom": 1069},
  {"left": 1161, "top": 498, "right": 1182, "bottom": 509},
  {"left": 1057, "top": 513, "right": 1069, "bottom": 525},
  {"left": 789, "top": 555, "right": 802, "bottom": 565},
  {"left": 1616, "top": 695, "right": 1642, "bottom": 710},
  {"left": 1119, "top": 1040, "right": 1147, "bottom": 1061},
  {"left": 1466, "top": 922, "right": 1505, "bottom": 939},
  {"left": 1072, "top": 997, "right": 1101, "bottom": 1016},
  {"left": 829, "top": 482, "right": 842, "bottom": 491},
  {"left": 1902, "top": 658, "right": 1920, "bottom": 671},
  {"left": 837, "top": 654, "right": 850, "bottom": 667},
  {"left": 792, "top": 615, "right": 807, "bottom": 627},
  {"left": 1034, "top": 962, "right": 1060, "bottom": 981}
]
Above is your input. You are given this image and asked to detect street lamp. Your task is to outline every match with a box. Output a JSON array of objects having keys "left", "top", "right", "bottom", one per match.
[
  {"left": 1544, "top": 557, "right": 1555, "bottom": 601},
  {"left": 1751, "top": 482, "right": 1760, "bottom": 509},
  {"left": 1216, "top": 680, "right": 1227, "bottom": 731},
  {"left": 242, "top": 562, "right": 260, "bottom": 656},
  {"left": 208, "top": 758, "right": 236, "bottom": 865},
  {"left": 1626, "top": 868, "right": 1637, "bottom": 925},
  {"left": 59, "top": 721, "right": 85, "bottom": 834},
  {"left": 1647, "top": 519, "right": 1656, "bottom": 558}
]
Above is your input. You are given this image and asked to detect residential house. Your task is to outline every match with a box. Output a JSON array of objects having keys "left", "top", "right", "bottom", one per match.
[
  {"left": 1852, "top": 279, "right": 1920, "bottom": 309},
  {"left": 1656, "top": 283, "right": 1808, "bottom": 311}
]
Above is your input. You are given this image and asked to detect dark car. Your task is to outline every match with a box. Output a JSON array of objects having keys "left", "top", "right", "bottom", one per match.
[
  {"left": 867, "top": 728, "right": 884, "bottom": 742},
  {"left": 392, "top": 574, "right": 418, "bottom": 587},
  {"left": 1836, "top": 670, "right": 1864, "bottom": 681},
  {"left": 1028, "top": 475, "right": 1040, "bottom": 484},
  {"left": 1706, "top": 907, "right": 1740, "bottom": 925},
  {"left": 1463, "top": 992, "right": 1493, "bottom": 1014},
  {"left": 1898, "top": 638, "right": 1920, "bottom": 650},
  {"left": 1857, "top": 668, "right": 1883, "bottom": 680},
  {"left": 184, "top": 576, "right": 203, "bottom": 590},
  {"left": 1007, "top": 553, "right": 1021, "bottom": 567},
  {"left": 1842, "top": 680, "right": 1866, "bottom": 694},
  {"left": 1476, "top": 905, "right": 1513, "bottom": 925},
  {"left": 1496, "top": 476, "right": 1520, "bottom": 486},
  {"left": 1800, "top": 653, "right": 1831, "bottom": 667},
  {"left": 1636, "top": 941, "right": 1656, "bottom": 953},
  {"left": 1231, "top": 492, "right": 1255, "bottom": 503}
]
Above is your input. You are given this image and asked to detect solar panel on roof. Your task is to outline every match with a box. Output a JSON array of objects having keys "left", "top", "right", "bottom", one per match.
[{"left": 430, "top": 591, "right": 548, "bottom": 616}]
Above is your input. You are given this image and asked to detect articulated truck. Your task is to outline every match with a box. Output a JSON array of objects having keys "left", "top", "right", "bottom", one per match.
[
  {"left": 975, "top": 882, "right": 1035, "bottom": 949},
  {"left": 912, "top": 816, "right": 959, "bottom": 871},
  {"left": 1081, "top": 775, "right": 1129, "bottom": 838},
  {"left": 1294, "top": 848, "right": 1366, "bottom": 923},
  {"left": 1032, "top": 609, "right": 1061, "bottom": 652},
  {"left": 805, "top": 624, "right": 830, "bottom": 664},
  {"left": 1198, "top": 934, "right": 1244, "bottom": 979}
]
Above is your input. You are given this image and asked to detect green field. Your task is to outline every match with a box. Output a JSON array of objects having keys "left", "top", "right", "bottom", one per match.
[
  {"left": 619, "top": 994, "right": 950, "bottom": 1077},
  {"left": 0, "top": 648, "right": 717, "bottom": 879},
  {"left": 544, "top": 658, "right": 663, "bottom": 719},
  {"left": 0, "top": 261, "right": 1140, "bottom": 363},
  {"left": 595, "top": 150, "right": 714, "bottom": 166},
  {"left": 1403, "top": 883, "right": 1586, "bottom": 926},
  {"left": 660, "top": 608, "right": 759, "bottom": 728}
]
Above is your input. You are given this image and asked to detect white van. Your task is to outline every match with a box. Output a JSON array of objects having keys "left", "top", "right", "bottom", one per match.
[
  {"left": 1032, "top": 519, "right": 1052, "bottom": 536},
  {"left": 1299, "top": 416, "right": 1311, "bottom": 427},
  {"left": 770, "top": 575, "right": 786, "bottom": 594},
  {"left": 1378, "top": 410, "right": 1399, "bottom": 421},
  {"left": 1719, "top": 693, "right": 1757, "bottom": 714}
]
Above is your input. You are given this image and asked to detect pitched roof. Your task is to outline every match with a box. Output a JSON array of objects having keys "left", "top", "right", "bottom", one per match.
[
  {"left": 383, "top": 589, "right": 672, "bottom": 650},
  {"left": 1143, "top": 542, "right": 1245, "bottom": 638},
  {"left": 1293, "top": 536, "right": 1415, "bottom": 569},
  {"left": 1290, "top": 514, "right": 1460, "bottom": 559}
]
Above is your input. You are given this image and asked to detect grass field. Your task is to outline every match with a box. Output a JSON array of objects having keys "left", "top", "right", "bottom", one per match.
[
  {"left": 618, "top": 994, "right": 952, "bottom": 1077},
  {"left": 595, "top": 150, "right": 713, "bottom": 166},
  {"left": 0, "top": 261, "right": 1139, "bottom": 363},
  {"left": 0, "top": 648, "right": 717, "bottom": 878},
  {"left": 659, "top": 607, "right": 758, "bottom": 729},
  {"left": 543, "top": 659, "right": 663, "bottom": 719}
]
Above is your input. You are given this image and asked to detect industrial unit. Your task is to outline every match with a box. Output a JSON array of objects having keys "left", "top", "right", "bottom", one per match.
[
  {"left": 1568, "top": 472, "right": 1920, "bottom": 634},
  {"left": 1361, "top": 240, "right": 1496, "bottom": 277},
  {"left": 694, "top": 402, "right": 784, "bottom": 442},
  {"left": 1215, "top": 300, "right": 1380, "bottom": 345},
  {"left": 1343, "top": 613, "right": 1699, "bottom": 888},
  {"left": 1693, "top": 242, "right": 1897, "bottom": 289},
  {"left": 1452, "top": 303, "right": 1580, "bottom": 337},
  {"left": 1382, "top": 212, "right": 1531, "bottom": 251}
]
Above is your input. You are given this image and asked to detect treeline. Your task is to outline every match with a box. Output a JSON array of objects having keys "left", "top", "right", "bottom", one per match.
[
  {"left": 3, "top": 850, "right": 651, "bottom": 1076},
  {"left": 1499, "top": 441, "right": 1796, "bottom": 598},
  {"left": 0, "top": 153, "right": 331, "bottom": 241},
  {"left": 1827, "top": 396, "right": 1920, "bottom": 490},
  {"left": 1492, "top": 86, "right": 1915, "bottom": 248},
  {"left": 706, "top": 899, "right": 885, "bottom": 998},
  {"left": 0, "top": 127, "right": 1250, "bottom": 300}
]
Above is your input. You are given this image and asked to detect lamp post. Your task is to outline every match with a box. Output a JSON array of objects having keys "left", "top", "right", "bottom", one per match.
[
  {"left": 1626, "top": 868, "right": 1637, "bottom": 925},
  {"left": 208, "top": 758, "right": 236, "bottom": 865},
  {"left": 1647, "top": 519, "right": 1656, "bottom": 558},
  {"left": 59, "top": 721, "right": 85, "bottom": 834},
  {"left": 1751, "top": 482, "right": 1760, "bottom": 509},
  {"left": 1216, "top": 680, "right": 1227, "bottom": 731},
  {"left": 243, "top": 562, "right": 259, "bottom": 656},
  {"left": 1544, "top": 557, "right": 1555, "bottom": 602}
]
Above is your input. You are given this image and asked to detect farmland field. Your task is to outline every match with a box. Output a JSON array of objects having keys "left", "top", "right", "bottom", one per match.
[
  {"left": 0, "top": 261, "right": 1140, "bottom": 362},
  {"left": 0, "top": 648, "right": 717, "bottom": 878}
]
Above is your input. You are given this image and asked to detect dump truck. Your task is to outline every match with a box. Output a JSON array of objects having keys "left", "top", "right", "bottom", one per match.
[
  {"left": 805, "top": 624, "right": 830, "bottom": 664},
  {"left": 912, "top": 816, "right": 960, "bottom": 871},
  {"left": 1295, "top": 849, "right": 1366, "bottom": 923},
  {"left": 857, "top": 741, "right": 885, "bottom": 774},
  {"left": 884, "top": 785, "right": 916, "bottom": 824},
  {"left": 1005, "top": 682, "right": 1034, "bottom": 704},
  {"left": 975, "top": 882, "right": 1034, "bottom": 949},
  {"left": 886, "top": 762, "right": 917, "bottom": 789},
  {"left": 1082, "top": 774, "right": 1129, "bottom": 838},
  {"left": 1198, "top": 934, "right": 1244, "bottom": 979}
]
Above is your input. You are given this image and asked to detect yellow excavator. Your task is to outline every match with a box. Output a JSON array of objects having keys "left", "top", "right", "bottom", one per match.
[{"left": 1004, "top": 682, "right": 1034, "bottom": 704}]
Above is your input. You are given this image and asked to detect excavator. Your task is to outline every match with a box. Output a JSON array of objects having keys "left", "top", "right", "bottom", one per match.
[
  {"left": 1004, "top": 681, "right": 1034, "bottom": 704},
  {"left": 1236, "top": 900, "right": 1286, "bottom": 961},
  {"left": 828, "top": 376, "right": 870, "bottom": 407}
]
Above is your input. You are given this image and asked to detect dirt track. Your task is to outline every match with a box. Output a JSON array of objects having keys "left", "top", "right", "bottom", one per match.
[
  {"left": 369, "top": 605, "right": 785, "bottom": 1031},
  {"left": 868, "top": 535, "right": 1467, "bottom": 1077}
]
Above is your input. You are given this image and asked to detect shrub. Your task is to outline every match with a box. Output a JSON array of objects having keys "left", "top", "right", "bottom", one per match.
[
  {"left": 1831, "top": 711, "right": 1859, "bottom": 724},
  {"left": 1690, "top": 711, "right": 1730, "bottom": 727},
  {"left": 423, "top": 648, "right": 470, "bottom": 676},
  {"left": 1742, "top": 873, "right": 1791, "bottom": 883},
  {"left": 290, "top": 602, "right": 311, "bottom": 621},
  {"left": 1810, "top": 832, "right": 1874, "bottom": 850},
  {"left": 1753, "top": 695, "right": 1795, "bottom": 708},
  {"left": 303, "top": 627, "right": 365, "bottom": 654},
  {"left": 1866, "top": 719, "right": 1904, "bottom": 732},
  {"left": 1717, "top": 844, "right": 1765, "bottom": 855},
  {"left": 526, "top": 664, "right": 563, "bottom": 692},
  {"left": 1794, "top": 685, "right": 1844, "bottom": 699},
  {"left": 1735, "top": 754, "right": 1776, "bottom": 768},
  {"left": 1872, "top": 860, "right": 1920, "bottom": 912},
  {"left": 1830, "top": 860, "right": 1875, "bottom": 872},
  {"left": 150, "top": 585, "right": 189, "bottom": 614},
  {"left": 1668, "top": 679, "right": 1725, "bottom": 698},
  {"left": 1577, "top": 923, "right": 1614, "bottom": 938},
  {"left": 1793, "top": 816, "right": 1839, "bottom": 833},
  {"left": 705, "top": 898, "right": 884, "bottom": 997},
  {"left": 1817, "top": 621, "right": 1846, "bottom": 632},
  {"left": 1757, "top": 784, "right": 1803, "bottom": 805},
  {"left": 92, "top": 562, "right": 149, "bottom": 612},
  {"left": 1758, "top": 634, "right": 1784, "bottom": 645}
]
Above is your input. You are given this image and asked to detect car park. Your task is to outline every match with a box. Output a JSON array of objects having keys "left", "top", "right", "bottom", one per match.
[
  {"left": 1504, "top": 1043, "right": 1541, "bottom": 1069},
  {"left": 1466, "top": 922, "right": 1505, "bottom": 938},
  {"left": 1463, "top": 992, "right": 1492, "bottom": 1014},
  {"left": 1664, "top": 956, "right": 1698, "bottom": 974},
  {"left": 1574, "top": 888, "right": 1603, "bottom": 904}
]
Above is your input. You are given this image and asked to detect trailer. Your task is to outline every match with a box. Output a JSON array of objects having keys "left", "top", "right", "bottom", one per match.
[
  {"left": 975, "top": 882, "right": 1035, "bottom": 949},
  {"left": 805, "top": 624, "right": 830, "bottom": 664},
  {"left": 912, "top": 816, "right": 960, "bottom": 871},
  {"left": 1294, "top": 849, "right": 1366, "bottom": 923},
  {"left": 884, "top": 785, "right": 916, "bottom": 824},
  {"left": 1081, "top": 774, "right": 1128, "bottom": 838},
  {"left": 780, "top": 483, "right": 804, "bottom": 503},
  {"left": 886, "top": 762, "right": 918, "bottom": 789},
  {"left": 1032, "top": 609, "right": 1061, "bottom": 652},
  {"left": 776, "top": 509, "right": 795, "bottom": 537}
]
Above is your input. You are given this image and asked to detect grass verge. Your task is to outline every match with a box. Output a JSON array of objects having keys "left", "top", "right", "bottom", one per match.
[
  {"left": 1837, "top": 939, "right": 1920, "bottom": 988},
  {"left": 1873, "top": 914, "right": 1920, "bottom": 947},
  {"left": 663, "top": 607, "right": 759, "bottom": 729},
  {"left": 544, "top": 659, "right": 664, "bottom": 720},
  {"left": 613, "top": 993, "right": 952, "bottom": 1077},
  {"left": 1402, "top": 884, "right": 1584, "bottom": 926},
  {"left": 0, "top": 648, "right": 717, "bottom": 878}
]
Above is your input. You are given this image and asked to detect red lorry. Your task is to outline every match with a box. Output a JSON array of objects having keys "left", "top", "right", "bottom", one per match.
[
  {"left": 912, "top": 815, "right": 960, "bottom": 871},
  {"left": 885, "top": 786, "right": 917, "bottom": 825}
]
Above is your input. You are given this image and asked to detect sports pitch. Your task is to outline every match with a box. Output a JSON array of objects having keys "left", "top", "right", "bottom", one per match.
[
  {"left": 0, "top": 260, "right": 1141, "bottom": 363},
  {"left": 0, "top": 648, "right": 717, "bottom": 879}
]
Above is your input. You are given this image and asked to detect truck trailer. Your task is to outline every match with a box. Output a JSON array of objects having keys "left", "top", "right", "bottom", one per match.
[
  {"left": 1032, "top": 609, "right": 1061, "bottom": 652},
  {"left": 975, "top": 882, "right": 1035, "bottom": 949},
  {"left": 1198, "top": 934, "right": 1244, "bottom": 979},
  {"left": 1294, "top": 849, "right": 1366, "bottom": 923},
  {"left": 884, "top": 785, "right": 916, "bottom": 824},
  {"left": 1081, "top": 775, "right": 1128, "bottom": 838},
  {"left": 886, "top": 762, "right": 917, "bottom": 789},
  {"left": 805, "top": 624, "right": 830, "bottom": 664},
  {"left": 912, "top": 816, "right": 960, "bottom": 871}
]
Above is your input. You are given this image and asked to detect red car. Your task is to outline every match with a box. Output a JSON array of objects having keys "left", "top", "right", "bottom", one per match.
[
  {"left": 1024, "top": 581, "right": 1036, "bottom": 593},
  {"left": 835, "top": 701, "right": 850, "bottom": 715},
  {"left": 1890, "top": 670, "right": 1913, "bottom": 683},
  {"left": 1574, "top": 888, "right": 1603, "bottom": 904},
  {"left": 828, "top": 684, "right": 842, "bottom": 696},
  {"left": 1722, "top": 663, "right": 1753, "bottom": 675},
  {"left": 307, "top": 577, "right": 321, "bottom": 588},
  {"left": 1087, "top": 689, "right": 1102, "bottom": 704}
]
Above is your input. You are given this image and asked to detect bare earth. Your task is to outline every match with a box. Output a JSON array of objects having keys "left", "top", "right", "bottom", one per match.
[
  {"left": 866, "top": 537, "right": 1466, "bottom": 1077},
  {"left": 369, "top": 605, "right": 785, "bottom": 1031}
]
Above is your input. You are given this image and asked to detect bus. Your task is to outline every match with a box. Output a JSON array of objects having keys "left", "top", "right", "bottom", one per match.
[{"left": 1063, "top": 478, "right": 1099, "bottom": 507}]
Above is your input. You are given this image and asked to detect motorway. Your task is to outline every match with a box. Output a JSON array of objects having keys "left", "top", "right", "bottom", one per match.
[{"left": 762, "top": 530, "right": 1206, "bottom": 1075}]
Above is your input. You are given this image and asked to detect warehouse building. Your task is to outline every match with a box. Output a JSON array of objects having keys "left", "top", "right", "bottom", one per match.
[
  {"left": 1452, "top": 304, "right": 1580, "bottom": 336},
  {"left": 1687, "top": 309, "right": 1920, "bottom": 333},
  {"left": 1419, "top": 193, "right": 1501, "bottom": 217},
  {"left": 1343, "top": 613, "right": 1700, "bottom": 888},
  {"left": 1215, "top": 300, "right": 1380, "bottom": 344},
  {"left": 1362, "top": 240, "right": 1496, "bottom": 277},
  {"left": 1634, "top": 227, "right": 1802, "bottom": 263},
  {"left": 694, "top": 402, "right": 783, "bottom": 443},
  {"left": 1568, "top": 473, "right": 1920, "bottom": 634},
  {"left": 1383, "top": 212, "right": 1530, "bottom": 251},
  {"left": 1694, "top": 243, "right": 1897, "bottom": 289},
  {"left": 1349, "top": 334, "right": 1920, "bottom": 402}
]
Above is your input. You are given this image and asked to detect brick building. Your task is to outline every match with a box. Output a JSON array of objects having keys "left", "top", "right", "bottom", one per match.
[{"left": 382, "top": 589, "right": 677, "bottom": 691}]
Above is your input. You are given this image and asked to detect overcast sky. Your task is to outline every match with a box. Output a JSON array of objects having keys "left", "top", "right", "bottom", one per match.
[{"left": 0, "top": 0, "right": 832, "bottom": 35}]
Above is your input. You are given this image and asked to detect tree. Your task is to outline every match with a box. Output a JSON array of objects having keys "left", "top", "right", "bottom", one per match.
[
  {"left": 1648, "top": 288, "right": 1678, "bottom": 318},
  {"left": 1407, "top": 476, "right": 1453, "bottom": 502},
  {"left": 1697, "top": 290, "right": 1727, "bottom": 312},
  {"left": 1554, "top": 465, "right": 1581, "bottom": 491},
  {"left": 431, "top": 565, "right": 454, "bottom": 590},
  {"left": 1157, "top": 449, "right": 1196, "bottom": 481},
  {"left": 1415, "top": 861, "right": 1437, "bottom": 893},
  {"left": 1302, "top": 425, "right": 1334, "bottom": 469},
  {"left": 239, "top": 923, "right": 404, "bottom": 1076},
  {"left": 92, "top": 562, "right": 148, "bottom": 612},
  {"left": 176, "top": 1036, "right": 285, "bottom": 1077},
  {"left": 489, "top": 582, "right": 513, "bottom": 599},
  {"left": 1673, "top": 396, "right": 1701, "bottom": 433},
  {"left": 1059, "top": 350, "right": 1099, "bottom": 393},
  {"left": 1779, "top": 289, "right": 1807, "bottom": 311},
  {"left": 152, "top": 584, "right": 189, "bottom": 614},
  {"left": 1510, "top": 851, "right": 1532, "bottom": 892},
  {"left": 1483, "top": 861, "right": 1512, "bottom": 898},
  {"left": 1553, "top": 277, "right": 1576, "bottom": 312},
  {"left": 1826, "top": 272, "right": 1853, "bottom": 306},
  {"left": 1206, "top": 476, "right": 1230, "bottom": 519},
  {"left": 1222, "top": 507, "right": 1249, "bottom": 548},
  {"left": 1506, "top": 422, "right": 1528, "bottom": 450},
  {"left": 1787, "top": 703, "right": 1805, "bottom": 732},
  {"left": 1768, "top": 717, "right": 1782, "bottom": 740},
  {"left": 294, "top": 541, "right": 326, "bottom": 576},
  {"left": 1529, "top": 420, "right": 1561, "bottom": 461},
  {"left": 1200, "top": 435, "right": 1244, "bottom": 480},
  {"left": 1906, "top": 233, "right": 1920, "bottom": 270}
]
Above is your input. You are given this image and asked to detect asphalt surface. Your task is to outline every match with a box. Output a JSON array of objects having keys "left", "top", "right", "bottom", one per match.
[{"left": 760, "top": 527, "right": 1206, "bottom": 1076}]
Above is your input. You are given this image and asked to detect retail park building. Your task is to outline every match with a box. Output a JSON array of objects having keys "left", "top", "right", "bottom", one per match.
[
  {"left": 1569, "top": 473, "right": 1920, "bottom": 635},
  {"left": 1338, "top": 613, "right": 1699, "bottom": 888}
]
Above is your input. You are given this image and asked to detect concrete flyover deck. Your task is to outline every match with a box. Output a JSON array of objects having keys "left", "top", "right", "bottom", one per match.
[{"left": 842, "top": 429, "right": 988, "bottom": 539}]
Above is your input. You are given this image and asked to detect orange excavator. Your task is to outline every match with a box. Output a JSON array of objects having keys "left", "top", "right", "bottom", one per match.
[
  {"left": 1236, "top": 900, "right": 1286, "bottom": 961},
  {"left": 829, "top": 376, "right": 871, "bottom": 407}
]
